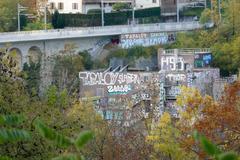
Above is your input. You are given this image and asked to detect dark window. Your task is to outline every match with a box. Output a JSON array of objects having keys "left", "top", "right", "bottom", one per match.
[
  {"left": 58, "top": 2, "right": 64, "bottom": 10},
  {"left": 50, "top": 2, "right": 55, "bottom": 9}
]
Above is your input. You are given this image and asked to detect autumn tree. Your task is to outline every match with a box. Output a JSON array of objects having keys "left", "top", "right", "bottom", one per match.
[
  {"left": 147, "top": 112, "right": 195, "bottom": 160},
  {"left": 176, "top": 83, "right": 240, "bottom": 158}
]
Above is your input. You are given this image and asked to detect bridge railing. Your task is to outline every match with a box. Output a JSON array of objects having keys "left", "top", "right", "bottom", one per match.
[
  {"left": 0, "top": 22, "right": 201, "bottom": 35},
  {"left": 0, "top": 22, "right": 202, "bottom": 43}
]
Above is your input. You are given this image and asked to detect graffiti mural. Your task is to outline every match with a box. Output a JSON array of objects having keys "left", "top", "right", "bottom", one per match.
[
  {"left": 120, "top": 32, "right": 176, "bottom": 49},
  {"left": 194, "top": 53, "right": 212, "bottom": 68}
]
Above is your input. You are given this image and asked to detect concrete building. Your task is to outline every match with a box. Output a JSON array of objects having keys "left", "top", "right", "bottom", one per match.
[{"left": 47, "top": 0, "right": 83, "bottom": 13}]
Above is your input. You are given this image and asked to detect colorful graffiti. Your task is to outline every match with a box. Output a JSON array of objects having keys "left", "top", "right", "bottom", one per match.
[
  {"left": 194, "top": 53, "right": 212, "bottom": 68},
  {"left": 120, "top": 32, "right": 176, "bottom": 49}
]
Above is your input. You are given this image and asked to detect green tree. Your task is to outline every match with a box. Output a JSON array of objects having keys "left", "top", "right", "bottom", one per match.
[
  {"left": 23, "top": 20, "right": 52, "bottom": 31},
  {"left": 0, "top": 0, "right": 18, "bottom": 32},
  {"left": 200, "top": 8, "right": 212, "bottom": 24},
  {"left": 23, "top": 62, "right": 41, "bottom": 97},
  {"left": 34, "top": 119, "right": 94, "bottom": 160},
  {"left": 112, "top": 3, "right": 130, "bottom": 11},
  {"left": 46, "top": 85, "right": 58, "bottom": 107},
  {"left": 52, "top": 10, "right": 65, "bottom": 29},
  {"left": 147, "top": 112, "right": 195, "bottom": 160}
]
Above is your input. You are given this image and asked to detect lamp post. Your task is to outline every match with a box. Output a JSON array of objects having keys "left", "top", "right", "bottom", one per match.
[
  {"left": 132, "top": 0, "right": 135, "bottom": 25},
  {"left": 44, "top": 4, "right": 47, "bottom": 30},
  {"left": 17, "top": 3, "right": 28, "bottom": 31},
  {"left": 101, "top": 0, "right": 104, "bottom": 26},
  {"left": 176, "top": 0, "right": 179, "bottom": 22}
]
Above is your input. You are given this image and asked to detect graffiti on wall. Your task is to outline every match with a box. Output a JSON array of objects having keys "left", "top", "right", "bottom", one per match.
[
  {"left": 194, "top": 53, "right": 212, "bottom": 68},
  {"left": 107, "top": 85, "right": 132, "bottom": 94},
  {"left": 161, "top": 56, "right": 184, "bottom": 71},
  {"left": 166, "top": 86, "right": 181, "bottom": 97},
  {"left": 120, "top": 32, "right": 176, "bottom": 49},
  {"left": 79, "top": 72, "right": 140, "bottom": 86},
  {"left": 166, "top": 73, "right": 186, "bottom": 82}
]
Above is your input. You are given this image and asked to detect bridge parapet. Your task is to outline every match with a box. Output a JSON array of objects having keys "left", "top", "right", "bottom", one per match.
[{"left": 0, "top": 22, "right": 202, "bottom": 43}]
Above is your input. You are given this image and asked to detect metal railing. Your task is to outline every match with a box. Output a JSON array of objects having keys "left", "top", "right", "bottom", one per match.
[{"left": 164, "top": 48, "right": 211, "bottom": 54}]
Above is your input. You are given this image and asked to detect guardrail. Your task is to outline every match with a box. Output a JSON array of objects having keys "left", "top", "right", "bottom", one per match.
[
  {"left": 0, "top": 22, "right": 202, "bottom": 43},
  {"left": 164, "top": 48, "right": 211, "bottom": 54}
]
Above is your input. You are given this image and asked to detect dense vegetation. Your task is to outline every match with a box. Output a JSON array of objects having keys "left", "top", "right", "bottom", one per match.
[{"left": 0, "top": 0, "right": 240, "bottom": 159}]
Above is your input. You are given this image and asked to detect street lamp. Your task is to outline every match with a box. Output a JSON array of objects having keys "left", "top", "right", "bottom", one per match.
[
  {"left": 132, "top": 0, "right": 135, "bottom": 25},
  {"left": 176, "top": 0, "right": 179, "bottom": 22},
  {"left": 101, "top": 0, "right": 104, "bottom": 26},
  {"left": 17, "top": 3, "right": 28, "bottom": 31},
  {"left": 40, "top": 4, "right": 49, "bottom": 30}
]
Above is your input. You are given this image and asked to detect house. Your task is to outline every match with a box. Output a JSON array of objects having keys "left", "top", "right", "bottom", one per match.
[
  {"left": 135, "top": 0, "right": 161, "bottom": 9},
  {"left": 47, "top": 0, "right": 83, "bottom": 13},
  {"left": 83, "top": 0, "right": 132, "bottom": 14}
]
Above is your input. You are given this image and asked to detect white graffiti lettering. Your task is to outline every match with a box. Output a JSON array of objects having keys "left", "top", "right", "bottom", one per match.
[
  {"left": 79, "top": 72, "right": 140, "bottom": 86},
  {"left": 166, "top": 74, "right": 186, "bottom": 82},
  {"left": 107, "top": 85, "right": 131, "bottom": 94},
  {"left": 161, "top": 56, "right": 184, "bottom": 71}
]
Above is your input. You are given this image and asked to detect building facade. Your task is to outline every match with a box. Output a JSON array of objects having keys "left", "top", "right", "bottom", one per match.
[
  {"left": 47, "top": 0, "right": 83, "bottom": 13},
  {"left": 135, "top": 0, "right": 161, "bottom": 9},
  {"left": 83, "top": 0, "right": 132, "bottom": 13}
]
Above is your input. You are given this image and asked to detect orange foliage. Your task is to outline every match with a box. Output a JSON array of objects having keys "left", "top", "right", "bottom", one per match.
[{"left": 177, "top": 81, "right": 240, "bottom": 158}]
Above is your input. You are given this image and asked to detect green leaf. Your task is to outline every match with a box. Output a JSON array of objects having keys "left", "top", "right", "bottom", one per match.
[
  {"left": 193, "top": 130, "right": 200, "bottom": 141},
  {"left": 0, "top": 128, "right": 31, "bottom": 144},
  {"left": 0, "top": 155, "right": 12, "bottom": 160},
  {"left": 75, "top": 131, "right": 94, "bottom": 150},
  {"left": 0, "top": 115, "right": 24, "bottom": 125},
  {"left": 217, "top": 152, "right": 238, "bottom": 160},
  {"left": 34, "top": 119, "right": 72, "bottom": 148},
  {"left": 199, "top": 136, "right": 220, "bottom": 156},
  {"left": 52, "top": 154, "right": 78, "bottom": 160}
]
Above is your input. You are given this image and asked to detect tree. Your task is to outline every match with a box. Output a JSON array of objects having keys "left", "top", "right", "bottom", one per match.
[
  {"left": 52, "top": 10, "right": 65, "bottom": 29},
  {"left": 112, "top": 3, "right": 130, "bottom": 11},
  {"left": 0, "top": 115, "right": 31, "bottom": 160},
  {"left": 222, "top": 0, "right": 240, "bottom": 35},
  {"left": 176, "top": 83, "right": 240, "bottom": 158},
  {"left": 147, "top": 112, "right": 195, "bottom": 160},
  {"left": 34, "top": 119, "right": 94, "bottom": 160},
  {"left": 200, "top": 8, "right": 212, "bottom": 24},
  {"left": 23, "top": 20, "right": 53, "bottom": 31}
]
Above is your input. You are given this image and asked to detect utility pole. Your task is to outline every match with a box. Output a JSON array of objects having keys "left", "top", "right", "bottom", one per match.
[
  {"left": 44, "top": 4, "right": 47, "bottom": 30},
  {"left": 132, "top": 0, "right": 135, "bottom": 25},
  {"left": 18, "top": 4, "right": 20, "bottom": 31},
  {"left": 101, "top": 0, "right": 104, "bottom": 26},
  {"left": 17, "top": 3, "right": 27, "bottom": 32},
  {"left": 177, "top": 0, "right": 179, "bottom": 22}
]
